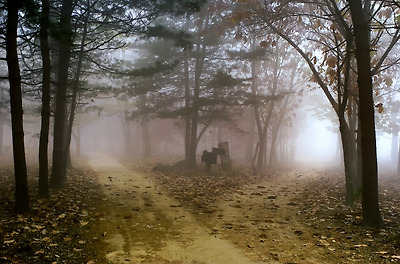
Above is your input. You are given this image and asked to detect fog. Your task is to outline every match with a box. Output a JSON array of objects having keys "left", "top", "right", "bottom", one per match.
[
  {"left": 294, "top": 116, "right": 397, "bottom": 173},
  {"left": 70, "top": 88, "right": 399, "bottom": 175},
  {"left": 1, "top": 91, "right": 397, "bottom": 175},
  {"left": 295, "top": 117, "right": 339, "bottom": 167},
  {"left": 2, "top": 2, "right": 400, "bottom": 263}
]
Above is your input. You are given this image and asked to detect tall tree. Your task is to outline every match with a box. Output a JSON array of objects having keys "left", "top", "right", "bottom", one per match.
[
  {"left": 38, "top": 0, "right": 51, "bottom": 198},
  {"left": 50, "top": 0, "right": 74, "bottom": 188},
  {"left": 0, "top": 86, "right": 8, "bottom": 155},
  {"left": 187, "top": 14, "right": 207, "bottom": 166},
  {"left": 185, "top": 1, "right": 235, "bottom": 166},
  {"left": 348, "top": 0, "right": 382, "bottom": 228},
  {"left": 65, "top": 0, "right": 92, "bottom": 169},
  {"left": 56, "top": 0, "right": 207, "bottom": 173},
  {"left": 6, "top": 0, "right": 30, "bottom": 213},
  {"left": 231, "top": 0, "right": 400, "bottom": 210}
]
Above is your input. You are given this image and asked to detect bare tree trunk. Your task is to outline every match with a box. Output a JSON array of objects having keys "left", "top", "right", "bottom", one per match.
[
  {"left": 336, "top": 132, "right": 344, "bottom": 167},
  {"left": 279, "top": 136, "right": 286, "bottom": 163},
  {"left": 0, "top": 112, "right": 4, "bottom": 155},
  {"left": 269, "top": 60, "right": 296, "bottom": 167},
  {"left": 188, "top": 37, "right": 206, "bottom": 167},
  {"left": 251, "top": 59, "right": 265, "bottom": 173},
  {"left": 72, "top": 129, "right": 81, "bottom": 157},
  {"left": 256, "top": 130, "right": 267, "bottom": 172},
  {"left": 186, "top": 11, "right": 210, "bottom": 167},
  {"left": 258, "top": 49, "right": 280, "bottom": 171},
  {"left": 348, "top": 99, "right": 361, "bottom": 190},
  {"left": 339, "top": 118, "right": 357, "bottom": 205},
  {"left": 65, "top": 0, "right": 90, "bottom": 169},
  {"left": 120, "top": 113, "right": 134, "bottom": 157},
  {"left": 269, "top": 127, "right": 278, "bottom": 167},
  {"left": 184, "top": 49, "right": 191, "bottom": 159},
  {"left": 142, "top": 116, "right": 152, "bottom": 159},
  {"left": 38, "top": 0, "right": 51, "bottom": 198},
  {"left": 245, "top": 110, "right": 255, "bottom": 164},
  {"left": 391, "top": 132, "right": 398, "bottom": 163},
  {"left": 397, "top": 138, "right": 400, "bottom": 176},
  {"left": 50, "top": 0, "right": 74, "bottom": 188},
  {"left": 6, "top": 0, "right": 30, "bottom": 213},
  {"left": 251, "top": 142, "right": 259, "bottom": 175},
  {"left": 349, "top": 0, "right": 382, "bottom": 228}
]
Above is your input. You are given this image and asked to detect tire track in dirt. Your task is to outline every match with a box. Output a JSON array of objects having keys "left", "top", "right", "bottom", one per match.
[
  {"left": 206, "top": 169, "right": 335, "bottom": 264},
  {"left": 87, "top": 153, "right": 266, "bottom": 264}
]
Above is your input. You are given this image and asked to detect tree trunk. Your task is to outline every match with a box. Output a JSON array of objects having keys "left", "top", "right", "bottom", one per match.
[
  {"left": 349, "top": 0, "right": 382, "bottom": 228},
  {"left": 6, "top": 0, "right": 30, "bottom": 213},
  {"left": 245, "top": 110, "right": 255, "bottom": 164},
  {"left": 257, "top": 102, "right": 276, "bottom": 172},
  {"left": 65, "top": 0, "right": 90, "bottom": 169},
  {"left": 348, "top": 99, "right": 362, "bottom": 190},
  {"left": 0, "top": 112, "right": 4, "bottom": 155},
  {"left": 50, "top": 0, "right": 74, "bottom": 188},
  {"left": 397, "top": 137, "right": 400, "bottom": 176},
  {"left": 38, "top": 0, "right": 51, "bottom": 198},
  {"left": 336, "top": 132, "right": 344, "bottom": 167},
  {"left": 251, "top": 142, "right": 259, "bottom": 175},
  {"left": 188, "top": 39, "right": 206, "bottom": 167},
  {"left": 268, "top": 98, "right": 289, "bottom": 167},
  {"left": 263, "top": 50, "right": 280, "bottom": 169},
  {"left": 391, "top": 132, "right": 398, "bottom": 163},
  {"left": 187, "top": 11, "right": 209, "bottom": 167},
  {"left": 256, "top": 130, "right": 267, "bottom": 172},
  {"left": 188, "top": 104, "right": 199, "bottom": 166},
  {"left": 279, "top": 137, "right": 286, "bottom": 163},
  {"left": 256, "top": 49, "right": 280, "bottom": 171},
  {"left": 142, "top": 116, "right": 152, "bottom": 159},
  {"left": 269, "top": 127, "right": 278, "bottom": 167},
  {"left": 120, "top": 112, "right": 134, "bottom": 157},
  {"left": 72, "top": 129, "right": 81, "bottom": 157},
  {"left": 356, "top": 123, "right": 362, "bottom": 190},
  {"left": 184, "top": 49, "right": 191, "bottom": 159},
  {"left": 269, "top": 60, "right": 297, "bottom": 167},
  {"left": 251, "top": 59, "right": 265, "bottom": 173},
  {"left": 339, "top": 117, "right": 357, "bottom": 205}
]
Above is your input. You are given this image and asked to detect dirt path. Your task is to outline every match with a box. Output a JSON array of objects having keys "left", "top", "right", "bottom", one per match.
[
  {"left": 206, "top": 169, "right": 331, "bottom": 264},
  {"left": 87, "top": 153, "right": 265, "bottom": 264}
]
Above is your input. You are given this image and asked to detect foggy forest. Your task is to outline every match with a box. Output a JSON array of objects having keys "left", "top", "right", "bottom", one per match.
[{"left": 1, "top": 0, "right": 400, "bottom": 263}]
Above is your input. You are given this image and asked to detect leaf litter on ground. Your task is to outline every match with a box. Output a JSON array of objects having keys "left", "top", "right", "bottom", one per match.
[
  {"left": 142, "top": 162, "right": 400, "bottom": 264},
  {"left": 1, "top": 157, "right": 400, "bottom": 264},
  {"left": 0, "top": 162, "right": 108, "bottom": 264}
]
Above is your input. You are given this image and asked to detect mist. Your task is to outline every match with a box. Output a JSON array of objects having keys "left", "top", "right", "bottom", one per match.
[
  {"left": 295, "top": 117, "right": 339, "bottom": 168},
  {"left": 0, "top": 87, "right": 397, "bottom": 178},
  {"left": 1, "top": 1, "right": 400, "bottom": 262}
]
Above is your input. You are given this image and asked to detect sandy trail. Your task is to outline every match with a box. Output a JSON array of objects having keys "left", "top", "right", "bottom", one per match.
[
  {"left": 87, "top": 152, "right": 265, "bottom": 264},
  {"left": 210, "top": 169, "right": 328, "bottom": 264}
]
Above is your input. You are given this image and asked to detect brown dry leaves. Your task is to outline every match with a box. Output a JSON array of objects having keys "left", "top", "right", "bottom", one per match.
[
  {"left": 292, "top": 171, "right": 400, "bottom": 263},
  {"left": 150, "top": 165, "right": 262, "bottom": 214},
  {"left": 0, "top": 165, "right": 106, "bottom": 264},
  {"left": 149, "top": 165, "right": 400, "bottom": 263}
]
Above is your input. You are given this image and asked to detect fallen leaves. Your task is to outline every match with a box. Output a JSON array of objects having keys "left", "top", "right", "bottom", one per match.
[
  {"left": 149, "top": 165, "right": 400, "bottom": 264},
  {"left": 0, "top": 166, "right": 107, "bottom": 263},
  {"left": 3, "top": 240, "right": 15, "bottom": 245},
  {"left": 150, "top": 165, "right": 260, "bottom": 215},
  {"left": 294, "top": 170, "right": 400, "bottom": 263},
  {"left": 2, "top": 159, "right": 399, "bottom": 264}
]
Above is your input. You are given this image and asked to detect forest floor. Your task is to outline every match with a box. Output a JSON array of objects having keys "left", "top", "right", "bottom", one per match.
[{"left": 1, "top": 152, "right": 400, "bottom": 264}]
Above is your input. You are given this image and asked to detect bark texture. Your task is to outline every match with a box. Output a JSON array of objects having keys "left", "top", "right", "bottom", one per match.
[
  {"left": 6, "top": 0, "right": 30, "bottom": 213},
  {"left": 348, "top": 0, "right": 382, "bottom": 228}
]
